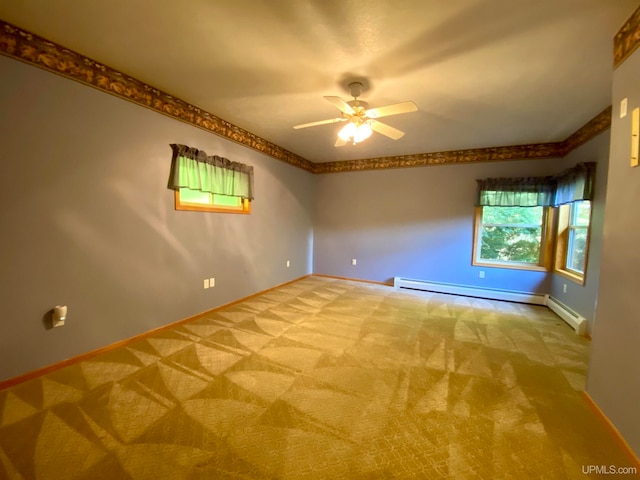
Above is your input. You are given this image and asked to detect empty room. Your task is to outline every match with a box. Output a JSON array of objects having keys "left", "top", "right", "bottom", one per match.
[{"left": 1, "top": 1, "right": 639, "bottom": 478}]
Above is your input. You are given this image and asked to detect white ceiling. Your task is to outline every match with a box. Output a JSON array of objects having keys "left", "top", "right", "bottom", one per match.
[{"left": 1, "top": 0, "right": 638, "bottom": 163}]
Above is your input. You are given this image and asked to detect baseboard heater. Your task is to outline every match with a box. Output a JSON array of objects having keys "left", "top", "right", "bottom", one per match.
[
  {"left": 393, "top": 277, "right": 586, "bottom": 335},
  {"left": 393, "top": 277, "right": 547, "bottom": 305},
  {"left": 547, "top": 296, "right": 587, "bottom": 335}
]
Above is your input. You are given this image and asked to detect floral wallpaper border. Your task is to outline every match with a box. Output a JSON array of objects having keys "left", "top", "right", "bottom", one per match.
[
  {"left": 0, "top": 20, "right": 612, "bottom": 175},
  {"left": 614, "top": 5, "right": 640, "bottom": 68},
  {"left": 313, "top": 143, "right": 564, "bottom": 174}
]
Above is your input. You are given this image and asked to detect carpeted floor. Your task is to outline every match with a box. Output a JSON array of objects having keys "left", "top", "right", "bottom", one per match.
[{"left": 0, "top": 276, "right": 635, "bottom": 479}]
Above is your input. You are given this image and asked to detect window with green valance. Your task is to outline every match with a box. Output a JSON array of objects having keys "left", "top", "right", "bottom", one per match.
[
  {"left": 473, "top": 163, "right": 596, "bottom": 274},
  {"left": 168, "top": 144, "right": 254, "bottom": 213}
]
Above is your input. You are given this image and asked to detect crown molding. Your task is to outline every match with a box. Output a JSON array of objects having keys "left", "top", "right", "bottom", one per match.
[
  {"left": 614, "top": 5, "right": 640, "bottom": 68},
  {"left": 0, "top": 20, "right": 612, "bottom": 176}
]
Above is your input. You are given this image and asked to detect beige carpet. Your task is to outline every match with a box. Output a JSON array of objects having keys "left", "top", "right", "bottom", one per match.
[{"left": 0, "top": 276, "right": 635, "bottom": 479}]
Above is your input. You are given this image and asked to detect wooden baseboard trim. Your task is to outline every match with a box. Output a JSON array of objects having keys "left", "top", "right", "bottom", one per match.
[
  {"left": 311, "top": 273, "right": 393, "bottom": 286},
  {"left": 0, "top": 275, "right": 311, "bottom": 391},
  {"left": 582, "top": 391, "right": 640, "bottom": 468}
]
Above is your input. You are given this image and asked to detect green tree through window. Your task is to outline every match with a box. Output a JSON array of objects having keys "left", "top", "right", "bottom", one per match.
[{"left": 477, "top": 206, "right": 545, "bottom": 265}]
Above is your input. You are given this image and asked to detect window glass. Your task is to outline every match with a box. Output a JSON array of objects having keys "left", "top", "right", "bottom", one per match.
[
  {"left": 175, "top": 188, "right": 250, "bottom": 213},
  {"left": 568, "top": 230, "right": 588, "bottom": 272},
  {"left": 554, "top": 200, "right": 591, "bottom": 283},
  {"left": 179, "top": 188, "right": 210, "bottom": 205},
  {"left": 212, "top": 194, "right": 243, "bottom": 208},
  {"left": 566, "top": 201, "right": 591, "bottom": 274},
  {"left": 477, "top": 206, "right": 545, "bottom": 265}
]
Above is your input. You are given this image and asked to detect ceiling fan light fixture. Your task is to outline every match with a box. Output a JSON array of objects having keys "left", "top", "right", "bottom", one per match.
[
  {"left": 338, "top": 121, "right": 372, "bottom": 144},
  {"left": 338, "top": 122, "right": 357, "bottom": 141},
  {"left": 354, "top": 122, "right": 372, "bottom": 143}
]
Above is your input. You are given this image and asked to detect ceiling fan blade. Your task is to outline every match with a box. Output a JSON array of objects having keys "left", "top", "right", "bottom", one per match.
[
  {"left": 365, "top": 101, "right": 417, "bottom": 119},
  {"left": 324, "top": 96, "right": 355, "bottom": 114},
  {"left": 334, "top": 137, "right": 347, "bottom": 147},
  {"left": 293, "top": 117, "right": 345, "bottom": 129},
  {"left": 369, "top": 119, "right": 405, "bottom": 140}
]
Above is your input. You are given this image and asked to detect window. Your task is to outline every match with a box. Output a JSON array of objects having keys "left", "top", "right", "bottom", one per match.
[
  {"left": 555, "top": 200, "right": 591, "bottom": 283},
  {"left": 175, "top": 187, "right": 250, "bottom": 214},
  {"left": 473, "top": 206, "right": 553, "bottom": 271},
  {"left": 168, "top": 143, "right": 253, "bottom": 214},
  {"left": 474, "top": 162, "right": 596, "bottom": 275}
]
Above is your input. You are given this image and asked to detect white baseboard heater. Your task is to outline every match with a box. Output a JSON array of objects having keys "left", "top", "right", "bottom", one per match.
[
  {"left": 393, "top": 277, "right": 547, "bottom": 305},
  {"left": 547, "top": 296, "right": 587, "bottom": 335},
  {"left": 393, "top": 277, "right": 587, "bottom": 335}
]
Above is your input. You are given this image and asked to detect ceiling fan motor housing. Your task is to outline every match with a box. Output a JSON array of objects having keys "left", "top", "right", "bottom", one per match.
[
  {"left": 347, "top": 100, "right": 369, "bottom": 111},
  {"left": 348, "top": 81, "right": 365, "bottom": 98}
]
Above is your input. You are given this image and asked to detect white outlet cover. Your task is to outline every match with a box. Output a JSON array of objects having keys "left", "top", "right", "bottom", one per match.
[
  {"left": 351, "top": 259, "right": 357, "bottom": 266},
  {"left": 286, "top": 260, "right": 290, "bottom": 268},
  {"left": 204, "top": 279, "right": 210, "bottom": 289},
  {"left": 210, "top": 277, "right": 215, "bottom": 287},
  {"left": 621, "top": 97, "right": 628, "bottom": 118}
]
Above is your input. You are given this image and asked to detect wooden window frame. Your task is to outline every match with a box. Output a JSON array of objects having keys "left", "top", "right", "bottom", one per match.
[
  {"left": 174, "top": 189, "right": 251, "bottom": 214},
  {"left": 554, "top": 201, "right": 591, "bottom": 285},
  {"left": 472, "top": 206, "right": 554, "bottom": 272}
]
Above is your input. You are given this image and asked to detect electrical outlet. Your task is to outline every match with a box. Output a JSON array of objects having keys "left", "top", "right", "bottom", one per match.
[
  {"left": 204, "top": 278, "right": 210, "bottom": 289},
  {"left": 286, "top": 260, "right": 290, "bottom": 268},
  {"left": 351, "top": 259, "right": 357, "bottom": 266},
  {"left": 479, "top": 271, "right": 485, "bottom": 279},
  {"left": 210, "top": 277, "right": 215, "bottom": 287},
  {"left": 563, "top": 284, "right": 567, "bottom": 293}
]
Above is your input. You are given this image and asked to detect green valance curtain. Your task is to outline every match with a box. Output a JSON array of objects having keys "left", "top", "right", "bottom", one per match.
[
  {"left": 168, "top": 144, "right": 254, "bottom": 200},
  {"left": 476, "top": 162, "right": 596, "bottom": 207},
  {"left": 553, "top": 162, "right": 595, "bottom": 206},
  {"left": 476, "top": 176, "right": 556, "bottom": 207}
]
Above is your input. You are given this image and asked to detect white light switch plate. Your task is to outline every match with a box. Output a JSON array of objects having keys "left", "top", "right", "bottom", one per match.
[{"left": 621, "top": 98, "right": 628, "bottom": 118}]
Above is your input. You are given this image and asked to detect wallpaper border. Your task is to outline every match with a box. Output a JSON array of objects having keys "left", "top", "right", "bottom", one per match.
[
  {"left": 0, "top": 20, "right": 611, "bottom": 175},
  {"left": 614, "top": 5, "right": 640, "bottom": 69}
]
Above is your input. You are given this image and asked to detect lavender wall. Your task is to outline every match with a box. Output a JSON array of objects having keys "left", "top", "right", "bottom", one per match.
[
  {"left": 313, "top": 157, "right": 576, "bottom": 293},
  {"left": 587, "top": 46, "right": 640, "bottom": 457},
  {"left": 0, "top": 56, "right": 314, "bottom": 381}
]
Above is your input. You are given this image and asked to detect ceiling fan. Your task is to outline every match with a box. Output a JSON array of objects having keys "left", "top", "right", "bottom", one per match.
[{"left": 293, "top": 81, "right": 418, "bottom": 146}]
